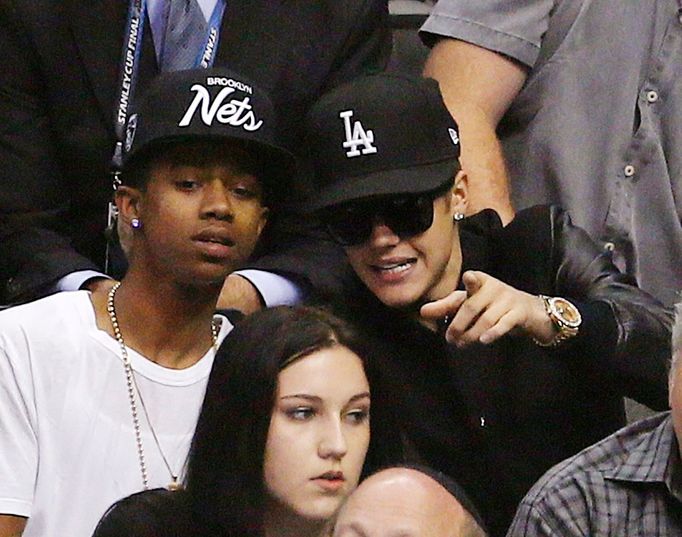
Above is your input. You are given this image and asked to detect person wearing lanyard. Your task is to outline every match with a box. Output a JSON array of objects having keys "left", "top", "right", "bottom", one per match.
[
  {"left": 0, "top": 0, "right": 390, "bottom": 307},
  {"left": 0, "top": 67, "right": 295, "bottom": 537}
]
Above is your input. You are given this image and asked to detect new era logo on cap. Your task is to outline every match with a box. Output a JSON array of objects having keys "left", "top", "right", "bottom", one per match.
[
  {"left": 448, "top": 128, "right": 459, "bottom": 146},
  {"left": 340, "top": 110, "right": 377, "bottom": 158}
]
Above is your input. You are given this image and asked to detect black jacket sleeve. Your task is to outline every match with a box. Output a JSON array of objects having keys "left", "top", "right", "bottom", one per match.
[
  {"left": 0, "top": 1, "right": 101, "bottom": 304},
  {"left": 538, "top": 205, "right": 671, "bottom": 410}
]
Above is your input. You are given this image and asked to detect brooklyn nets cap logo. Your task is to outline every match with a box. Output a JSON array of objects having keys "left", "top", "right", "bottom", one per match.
[
  {"left": 340, "top": 110, "right": 377, "bottom": 158},
  {"left": 178, "top": 80, "right": 264, "bottom": 132}
]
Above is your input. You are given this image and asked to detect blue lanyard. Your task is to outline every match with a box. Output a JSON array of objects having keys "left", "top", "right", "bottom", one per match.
[
  {"left": 111, "top": 0, "right": 227, "bottom": 176},
  {"left": 106, "top": 0, "right": 147, "bottom": 272},
  {"left": 112, "top": 0, "right": 147, "bottom": 176},
  {"left": 197, "top": 0, "right": 227, "bottom": 69}
]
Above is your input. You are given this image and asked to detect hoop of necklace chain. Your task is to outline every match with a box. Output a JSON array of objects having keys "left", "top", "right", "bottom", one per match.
[{"left": 106, "top": 282, "right": 218, "bottom": 491}]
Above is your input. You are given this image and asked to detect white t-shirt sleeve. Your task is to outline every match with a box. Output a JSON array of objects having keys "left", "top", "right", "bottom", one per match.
[
  {"left": 55, "top": 270, "right": 111, "bottom": 293},
  {"left": 233, "top": 269, "right": 304, "bottom": 306},
  {"left": 0, "top": 344, "right": 37, "bottom": 517}
]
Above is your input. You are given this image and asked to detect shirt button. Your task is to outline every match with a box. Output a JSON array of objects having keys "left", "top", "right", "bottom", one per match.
[
  {"left": 604, "top": 242, "right": 616, "bottom": 253},
  {"left": 646, "top": 90, "right": 659, "bottom": 103},
  {"left": 624, "top": 165, "right": 636, "bottom": 177}
]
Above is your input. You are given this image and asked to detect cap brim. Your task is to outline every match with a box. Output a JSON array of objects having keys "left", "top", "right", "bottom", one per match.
[
  {"left": 123, "top": 134, "right": 297, "bottom": 206},
  {"left": 302, "top": 158, "right": 460, "bottom": 212}
]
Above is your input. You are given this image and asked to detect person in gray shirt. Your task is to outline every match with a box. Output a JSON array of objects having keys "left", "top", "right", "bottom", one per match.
[{"left": 420, "top": 0, "right": 682, "bottom": 308}]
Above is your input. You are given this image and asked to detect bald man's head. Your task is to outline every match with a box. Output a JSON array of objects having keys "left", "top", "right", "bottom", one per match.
[{"left": 332, "top": 467, "right": 487, "bottom": 537}]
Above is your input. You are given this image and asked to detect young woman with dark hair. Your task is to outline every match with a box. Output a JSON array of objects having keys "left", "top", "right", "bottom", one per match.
[{"left": 186, "top": 305, "right": 398, "bottom": 537}]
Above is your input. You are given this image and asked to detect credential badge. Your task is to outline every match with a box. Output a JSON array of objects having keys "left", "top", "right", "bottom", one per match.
[
  {"left": 124, "top": 114, "right": 138, "bottom": 152},
  {"left": 340, "top": 110, "right": 377, "bottom": 158}
]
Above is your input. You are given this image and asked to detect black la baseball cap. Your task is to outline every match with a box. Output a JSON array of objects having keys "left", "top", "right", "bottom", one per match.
[
  {"left": 122, "top": 68, "right": 296, "bottom": 203},
  {"left": 301, "top": 73, "right": 461, "bottom": 212}
]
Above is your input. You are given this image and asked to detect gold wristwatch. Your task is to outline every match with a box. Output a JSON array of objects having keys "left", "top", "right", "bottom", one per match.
[{"left": 535, "top": 295, "right": 582, "bottom": 347}]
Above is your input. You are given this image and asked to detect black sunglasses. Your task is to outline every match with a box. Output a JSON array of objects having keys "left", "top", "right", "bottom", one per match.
[{"left": 321, "top": 182, "right": 452, "bottom": 246}]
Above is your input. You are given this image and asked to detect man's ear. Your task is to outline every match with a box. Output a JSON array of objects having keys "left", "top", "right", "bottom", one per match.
[
  {"left": 256, "top": 206, "right": 270, "bottom": 238},
  {"left": 451, "top": 170, "right": 469, "bottom": 215},
  {"left": 115, "top": 185, "right": 143, "bottom": 226}
]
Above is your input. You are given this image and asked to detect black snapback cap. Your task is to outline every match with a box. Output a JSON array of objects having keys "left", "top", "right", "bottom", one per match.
[
  {"left": 122, "top": 68, "right": 296, "bottom": 204},
  {"left": 302, "top": 73, "right": 461, "bottom": 212}
]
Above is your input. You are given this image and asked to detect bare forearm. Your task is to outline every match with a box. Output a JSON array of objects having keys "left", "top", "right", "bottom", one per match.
[
  {"left": 0, "top": 515, "right": 27, "bottom": 537},
  {"left": 424, "top": 39, "right": 528, "bottom": 224},
  {"left": 217, "top": 274, "right": 264, "bottom": 314}
]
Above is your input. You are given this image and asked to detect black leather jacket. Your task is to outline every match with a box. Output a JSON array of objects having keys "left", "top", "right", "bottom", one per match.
[
  {"left": 254, "top": 204, "right": 672, "bottom": 536},
  {"left": 346, "top": 206, "right": 672, "bottom": 537}
]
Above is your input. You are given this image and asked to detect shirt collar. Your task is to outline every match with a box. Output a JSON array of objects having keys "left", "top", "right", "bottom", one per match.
[
  {"left": 147, "top": 0, "right": 219, "bottom": 59},
  {"left": 603, "top": 414, "right": 682, "bottom": 501}
]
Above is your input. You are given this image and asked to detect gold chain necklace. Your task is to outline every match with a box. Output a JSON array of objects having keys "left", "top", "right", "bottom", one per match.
[{"left": 106, "top": 282, "right": 218, "bottom": 491}]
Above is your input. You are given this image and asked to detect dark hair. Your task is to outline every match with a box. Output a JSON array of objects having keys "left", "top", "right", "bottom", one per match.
[
  {"left": 92, "top": 488, "right": 192, "bottom": 537},
  {"left": 185, "top": 305, "right": 401, "bottom": 536}
]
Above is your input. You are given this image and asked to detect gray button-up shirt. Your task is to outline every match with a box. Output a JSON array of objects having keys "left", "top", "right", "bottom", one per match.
[
  {"left": 506, "top": 412, "right": 682, "bottom": 536},
  {"left": 422, "top": 0, "right": 682, "bottom": 306}
]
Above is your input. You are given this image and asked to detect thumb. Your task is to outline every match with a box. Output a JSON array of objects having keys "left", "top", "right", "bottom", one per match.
[{"left": 420, "top": 290, "right": 468, "bottom": 319}]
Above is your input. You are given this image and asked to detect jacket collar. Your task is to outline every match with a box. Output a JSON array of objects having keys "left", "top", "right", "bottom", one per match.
[{"left": 459, "top": 209, "right": 499, "bottom": 278}]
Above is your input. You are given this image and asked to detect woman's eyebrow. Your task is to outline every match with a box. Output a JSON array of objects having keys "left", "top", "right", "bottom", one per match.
[
  {"left": 279, "top": 394, "right": 322, "bottom": 402},
  {"left": 278, "top": 392, "right": 370, "bottom": 403},
  {"left": 348, "top": 392, "right": 370, "bottom": 403}
]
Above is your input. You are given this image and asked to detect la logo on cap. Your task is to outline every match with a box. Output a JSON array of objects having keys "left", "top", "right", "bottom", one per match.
[{"left": 340, "top": 110, "right": 377, "bottom": 158}]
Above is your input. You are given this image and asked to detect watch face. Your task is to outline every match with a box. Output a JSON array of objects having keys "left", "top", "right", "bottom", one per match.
[{"left": 550, "top": 298, "right": 582, "bottom": 328}]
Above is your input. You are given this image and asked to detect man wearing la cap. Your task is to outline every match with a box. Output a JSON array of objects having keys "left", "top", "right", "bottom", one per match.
[
  {"left": 0, "top": 67, "right": 294, "bottom": 537},
  {"left": 277, "top": 73, "right": 673, "bottom": 536}
]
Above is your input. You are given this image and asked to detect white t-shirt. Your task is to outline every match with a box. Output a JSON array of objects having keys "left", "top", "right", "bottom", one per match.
[{"left": 0, "top": 291, "right": 231, "bottom": 537}]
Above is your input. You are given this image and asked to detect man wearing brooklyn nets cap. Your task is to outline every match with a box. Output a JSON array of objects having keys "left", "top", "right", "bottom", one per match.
[
  {"left": 0, "top": 67, "right": 294, "bottom": 537},
  {"left": 287, "top": 74, "right": 672, "bottom": 536}
]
